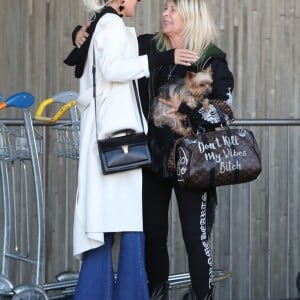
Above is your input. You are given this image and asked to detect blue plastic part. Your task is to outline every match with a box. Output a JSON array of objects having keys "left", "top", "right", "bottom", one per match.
[{"left": 5, "top": 92, "right": 35, "bottom": 108}]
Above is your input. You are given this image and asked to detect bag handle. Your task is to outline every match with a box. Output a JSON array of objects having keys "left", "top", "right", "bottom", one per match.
[
  {"left": 209, "top": 102, "right": 241, "bottom": 183},
  {"left": 92, "top": 47, "right": 146, "bottom": 139},
  {"left": 211, "top": 102, "right": 228, "bottom": 128}
]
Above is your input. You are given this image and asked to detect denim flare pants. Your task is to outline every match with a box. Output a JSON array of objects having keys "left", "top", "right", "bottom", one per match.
[{"left": 73, "top": 232, "right": 149, "bottom": 300}]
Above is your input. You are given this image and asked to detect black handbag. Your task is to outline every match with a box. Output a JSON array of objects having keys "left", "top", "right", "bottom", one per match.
[
  {"left": 93, "top": 50, "right": 151, "bottom": 175},
  {"left": 169, "top": 105, "right": 262, "bottom": 189}
]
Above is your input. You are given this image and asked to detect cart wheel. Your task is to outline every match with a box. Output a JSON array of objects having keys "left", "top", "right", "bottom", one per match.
[
  {"left": 0, "top": 274, "right": 14, "bottom": 293},
  {"left": 12, "top": 284, "right": 48, "bottom": 300}
]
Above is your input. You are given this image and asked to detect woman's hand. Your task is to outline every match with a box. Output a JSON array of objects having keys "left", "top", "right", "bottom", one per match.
[
  {"left": 159, "top": 94, "right": 182, "bottom": 114},
  {"left": 75, "top": 22, "right": 91, "bottom": 48},
  {"left": 174, "top": 49, "right": 199, "bottom": 66}
]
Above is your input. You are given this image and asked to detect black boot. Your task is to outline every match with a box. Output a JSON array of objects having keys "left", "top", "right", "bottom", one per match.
[
  {"left": 182, "top": 285, "right": 215, "bottom": 300},
  {"left": 182, "top": 287, "right": 197, "bottom": 300},
  {"left": 182, "top": 286, "right": 198, "bottom": 300},
  {"left": 204, "top": 285, "right": 215, "bottom": 300},
  {"left": 150, "top": 282, "right": 169, "bottom": 300}
]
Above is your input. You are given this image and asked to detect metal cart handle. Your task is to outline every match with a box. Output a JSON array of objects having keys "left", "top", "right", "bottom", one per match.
[{"left": 35, "top": 91, "right": 78, "bottom": 123}]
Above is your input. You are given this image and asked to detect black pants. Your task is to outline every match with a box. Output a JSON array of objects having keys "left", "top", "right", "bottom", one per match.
[{"left": 142, "top": 168, "right": 216, "bottom": 299}]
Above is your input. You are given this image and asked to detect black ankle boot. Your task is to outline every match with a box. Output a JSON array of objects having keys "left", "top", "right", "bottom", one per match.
[
  {"left": 182, "top": 286, "right": 198, "bottom": 300},
  {"left": 150, "top": 282, "right": 169, "bottom": 300},
  {"left": 204, "top": 285, "right": 215, "bottom": 300},
  {"left": 183, "top": 285, "right": 215, "bottom": 300}
]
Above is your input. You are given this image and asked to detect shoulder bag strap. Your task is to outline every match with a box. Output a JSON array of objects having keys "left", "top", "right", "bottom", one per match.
[
  {"left": 132, "top": 80, "right": 146, "bottom": 133},
  {"left": 92, "top": 47, "right": 98, "bottom": 140}
]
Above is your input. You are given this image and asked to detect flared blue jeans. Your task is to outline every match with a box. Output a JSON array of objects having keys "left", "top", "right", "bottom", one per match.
[{"left": 73, "top": 232, "right": 149, "bottom": 300}]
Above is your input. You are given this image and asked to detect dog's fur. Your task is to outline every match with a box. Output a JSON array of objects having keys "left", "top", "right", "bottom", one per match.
[{"left": 152, "top": 68, "right": 213, "bottom": 136}]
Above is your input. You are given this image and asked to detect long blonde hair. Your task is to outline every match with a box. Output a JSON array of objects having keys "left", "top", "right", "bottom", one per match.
[
  {"left": 157, "top": 0, "right": 216, "bottom": 56},
  {"left": 82, "top": 0, "right": 114, "bottom": 12}
]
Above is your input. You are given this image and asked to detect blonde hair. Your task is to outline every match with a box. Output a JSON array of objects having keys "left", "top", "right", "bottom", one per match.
[
  {"left": 158, "top": 0, "right": 216, "bottom": 56},
  {"left": 82, "top": 0, "right": 114, "bottom": 12}
]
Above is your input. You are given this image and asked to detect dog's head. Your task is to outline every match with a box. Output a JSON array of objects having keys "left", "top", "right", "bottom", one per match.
[{"left": 185, "top": 67, "right": 213, "bottom": 99}]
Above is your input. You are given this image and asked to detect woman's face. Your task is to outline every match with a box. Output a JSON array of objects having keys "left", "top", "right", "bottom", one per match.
[
  {"left": 122, "top": 0, "right": 140, "bottom": 17},
  {"left": 162, "top": 0, "right": 184, "bottom": 38}
]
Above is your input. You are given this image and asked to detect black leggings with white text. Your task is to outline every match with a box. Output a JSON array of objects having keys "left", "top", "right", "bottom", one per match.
[{"left": 142, "top": 168, "right": 214, "bottom": 299}]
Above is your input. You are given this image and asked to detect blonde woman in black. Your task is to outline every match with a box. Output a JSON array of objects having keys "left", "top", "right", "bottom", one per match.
[{"left": 138, "top": 1, "right": 234, "bottom": 299}]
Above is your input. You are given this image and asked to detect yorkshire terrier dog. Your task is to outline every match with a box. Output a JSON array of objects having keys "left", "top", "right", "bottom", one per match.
[
  {"left": 152, "top": 67, "right": 234, "bottom": 136},
  {"left": 152, "top": 68, "right": 213, "bottom": 136}
]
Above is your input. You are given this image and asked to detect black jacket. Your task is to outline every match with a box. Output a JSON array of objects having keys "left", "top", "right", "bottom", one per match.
[
  {"left": 137, "top": 34, "right": 235, "bottom": 177},
  {"left": 138, "top": 34, "right": 234, "bottom": 119}
]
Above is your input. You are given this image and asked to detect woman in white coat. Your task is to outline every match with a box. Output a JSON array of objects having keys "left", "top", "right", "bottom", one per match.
[
  {"left": 70, "top": 0, "right": 199, "bottom": 299},
  {"left": 73, "top": 0, "right": 150, "bottom": 299}
]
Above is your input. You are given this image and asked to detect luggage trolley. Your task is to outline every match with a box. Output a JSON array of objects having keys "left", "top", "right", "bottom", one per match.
[
  {"left": 0, "top": 92, "right": 47, "bottom": 299},
  {"left": 35, "top": 90, "right": 79, "bottom": 160},
  {"left": 35, "top": 91, "right": 80, "bottom": 298}
]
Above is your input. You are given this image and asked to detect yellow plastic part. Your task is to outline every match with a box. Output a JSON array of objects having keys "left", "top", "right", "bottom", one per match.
[{"left": 35, "top": 98, "right": 77, "bottom": 123}]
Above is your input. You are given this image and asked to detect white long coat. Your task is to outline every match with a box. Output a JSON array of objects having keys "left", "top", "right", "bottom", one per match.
[{"left": 73, "top": 12, "right": 150, "bottom": 259}]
